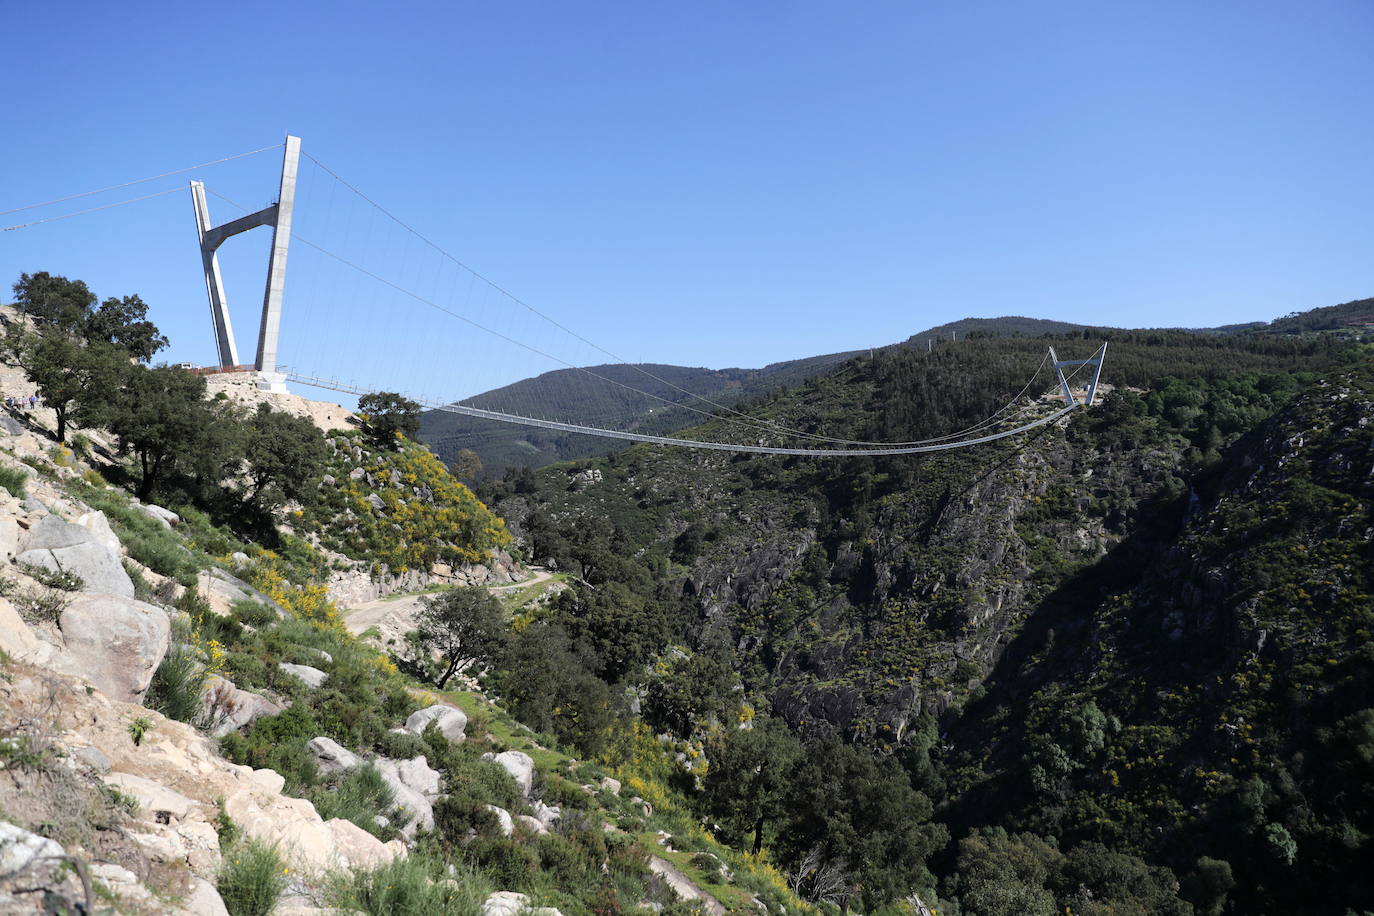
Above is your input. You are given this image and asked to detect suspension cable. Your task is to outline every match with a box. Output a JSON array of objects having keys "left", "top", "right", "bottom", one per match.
[
  {"left": 2, "top": 185, "right": 189, "bottom": 233},
  {"left": 0, "top": 143, "right": 282, "bottom": 217},
  {"left": 299, "top": 151, "right": 931, "bottom": 443}
]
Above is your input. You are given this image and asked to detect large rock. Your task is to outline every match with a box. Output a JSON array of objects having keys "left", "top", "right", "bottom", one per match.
[
  {"left": 404, "top": 704, "right": 467, "bottom": 742},
  {"left": 482, "top": 892, "right": 530, "bottom": 916},
  {"left": 74, "top": 510, "right": 122, "bottom": 555},
  {"left": 0, "top": 596, "right": 57, "bottom": 666},
  {"left": 181, "top": 877, "right": 230, "bottom": 916},
  {"left": 139, "top": 503, "right": 180, "bottom": 528},
  {"left": 376, "top": 755, "right": 442, "bottom": 798},
  {"left": 531, "top": 799, "right": 561, "bottom": 830},
  {"left": 278, "top": 663, "right": 328, "bottom": 688},
  {"left": 326, "top": 817, "right": 401, "bottom": 869},
  {"left": 308, "top": 737, "right": 362, "bottom": 774},
  {"left": 200, "top": 675, "right": 286, "bottom": 738},
  {"left": 485, "top": 750, "right": 535, "bottom": 796},
  {"left": 0, "top": 515, "right": 20, "bottom": 561},
  {"left": 18, "top": 513, "right": 134, "bottom": 598},
  {"left": 375, "top": 764, "right": 435, "bottom": 838},
  {"left": 0, "top": 820, "right": 64, "bottom": 875},
  {"left": 222, "top": 786, "right": 337, "bottom": 871},
  {"left": 58, "top": 595, "right": 170, "bottom": 700},
  {"left": 104, "top": 772, "right": 199, "bottom": 823},
  {"left": 197, "top": 568, "right": 288, "bottom": 619}
]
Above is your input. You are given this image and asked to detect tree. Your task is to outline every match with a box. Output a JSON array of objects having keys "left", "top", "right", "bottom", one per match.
[
  {"left": 242, "top": 405, "right": 326, "bottom": 511},
  {"left": 4, "top": 325, "right": 129, "bottom": 442},
  {"left": 494, "top": 621, "right": 614, "bottom": 756},
  {"left": 358, "top": 391, "right": 421, "bottom": 449},
  {"left": 415, "top": 586, "right": 508, "bottom": 689},
  {"left": 550, "top": 580, "right": 671, "bottom": 683},
  {"left": 105, "top": 364, "right": 213, "bottom": 499},
  {"left": 779, "top": 736, "right": 947, "bottom": 909},
  {"left": 447, "top": 447, "right": 483, "bottom": 484},
  {"left": 11, "top": 272, "right": 95, "bottom": 328},
  {"left": 704, "top": 716, "right": 803, "bottom": 854},
  {"left": 85, "top": 294, "right": 168, "bottom": 361}
]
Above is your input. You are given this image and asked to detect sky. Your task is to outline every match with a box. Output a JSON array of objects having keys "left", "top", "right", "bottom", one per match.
[{"left": 2, "top": 0, "right": 1371, "bottom": 402}]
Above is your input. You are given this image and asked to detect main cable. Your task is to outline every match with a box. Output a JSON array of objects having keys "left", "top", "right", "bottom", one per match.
[
  {"left": 300, "top": 151, "right": 932, "bottom": 444},
  {"left": 2, "top": 185, "right": 189, "bottom": 233},
  {"left": 0, "top": 143, "right": 283, "bottom": 217}
]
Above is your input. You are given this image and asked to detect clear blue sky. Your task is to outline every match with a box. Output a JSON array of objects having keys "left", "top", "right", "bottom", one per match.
[{"left": 2, "top": 1, "right": 1371, "bottom": 400}]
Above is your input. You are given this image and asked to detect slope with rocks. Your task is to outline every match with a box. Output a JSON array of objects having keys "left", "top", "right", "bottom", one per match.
[{"left": 0, "top": 362, "right": 808, "bottom": 916}]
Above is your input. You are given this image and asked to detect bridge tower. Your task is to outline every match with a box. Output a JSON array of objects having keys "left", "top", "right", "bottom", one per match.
[{"left": 189, "top": 134, "right": 300, "bottom": 392}]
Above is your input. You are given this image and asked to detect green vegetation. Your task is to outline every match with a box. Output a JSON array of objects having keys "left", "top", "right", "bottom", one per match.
[
  {"left": 358, "top": 391, "right": 422, "bottom": 449},
  {"left": 414, "top": 586, "right": 508, "bottom": 688},
  {"left": 300, "top": 431, "right": 511, "bottom": 574},
  {"left": 477, "top": 325, "right": 1371, "bottom": 913},
  {"left": 0, "top": 465, "right": 28, "bottom": 498},
  {"left": 216, "top": 837, "right": 287, "bottom": 916},
  {"left": 327, "top": 855, "right": 489, "bottom": 916}
]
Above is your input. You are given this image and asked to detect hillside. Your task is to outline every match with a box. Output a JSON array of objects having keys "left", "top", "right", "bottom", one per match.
[
  {"left": 484, "top": 319, "right": 1372, "bottom": 913},
  {"left": 0, "top": 315, "right": 811, "bottom": 915},
  {"left": 420, "top": 316, "right": 1109, "bottom": 478}
]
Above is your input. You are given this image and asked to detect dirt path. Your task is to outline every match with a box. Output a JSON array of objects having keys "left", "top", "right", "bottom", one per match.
[
  {"left": 342, "top": 568, "right": 557, "bottom": 638},
  {"left": 485, "top": 567, "right": 555, "bottom": 593}
]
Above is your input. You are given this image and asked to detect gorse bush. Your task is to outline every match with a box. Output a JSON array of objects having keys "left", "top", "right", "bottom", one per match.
[{"left": 217, "top": 837, "right": 287, "bottom": 916}]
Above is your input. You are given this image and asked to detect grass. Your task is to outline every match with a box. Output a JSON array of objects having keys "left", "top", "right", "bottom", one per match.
[
  {"left": 496, "top": 572, "right": 569, "bottom": 616},
  {"left": 326, "top": 854, "right": 490, "bottom": 916},
  {"left": 217, "top": 838, "right": 287, "bottom": 916},
  {"left": 146, "top": 639, "right": 209, "bottom": 724},
  {"left": 0, "top": 465, "right": 28, "bottom": 498},
  {"left": 310, "top": 764, "right": 398, "bottom": 839}
]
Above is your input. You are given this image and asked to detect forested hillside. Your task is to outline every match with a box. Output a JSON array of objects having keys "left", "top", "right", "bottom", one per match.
[
  {"left": 484, "top": 319, "right": 1373, "bottom": 914},
  {"left": 421, "top": 317, "right": 1113, "bottom": 479}
]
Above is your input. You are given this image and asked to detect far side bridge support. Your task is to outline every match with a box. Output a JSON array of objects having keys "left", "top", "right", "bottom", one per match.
[
  {"left": 1049, "top": 342, "right": 1107, "bottom": 406},
  {"left": 190, "top": 134, "right": 300, "bottom": 392}
]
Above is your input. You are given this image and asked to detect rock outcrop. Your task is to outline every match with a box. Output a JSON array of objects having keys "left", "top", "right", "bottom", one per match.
[
  {"left": 485, "top": 750, "right": 534, "bottom": 797},
  {"left": 404, "top": 704, "right": 467, "bottom": 742},
  {"left": 58, "top": 594, "right": 170, "bottom": 701},
  {"left": 17, "top": 512, "right": 134, "bottom": 598}
]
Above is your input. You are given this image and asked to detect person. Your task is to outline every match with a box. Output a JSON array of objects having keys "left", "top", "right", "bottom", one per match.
[{"left": 28, "top": 394, "right": 36, "bottom": 409}]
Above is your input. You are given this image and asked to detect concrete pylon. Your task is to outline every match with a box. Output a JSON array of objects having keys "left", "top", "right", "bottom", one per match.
[{"left": 189, "top": 135, "right": 300, "bottom": 391}]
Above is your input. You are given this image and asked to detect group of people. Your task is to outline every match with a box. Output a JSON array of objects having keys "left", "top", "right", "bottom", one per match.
[{"left": 5, "top": 393, "right": 40, "bottom": 410}]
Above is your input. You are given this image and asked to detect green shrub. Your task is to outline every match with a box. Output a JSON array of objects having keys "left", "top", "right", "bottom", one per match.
[
  {"left": 125, "top": 530, "right": 199, "bottom": 585},
  {"left": 376, "top": 730, "right": 429, "bottom": 760},
  {"left": 327, "top": 854, "right": 490, "bottom": 916},
  {"left": 310, "top": 765, "right": 397, "bottom": 839},
  {"left": 231, "top": 599, "right": 277, "bottom": 628},
  {"left": 462, "top": 836, "right": 539, "bottom": 890},
  {"left": 124, "top": 560, "right": 154, "bottom": 602},
  {"left": 217, "top": 838, "right": 287, "bottom": 916},
  {"left": 147, "top": 641, "right": 209, "bottom": 724},
  {"left": 434, "top": 794, "right": 501, "bottom": 843},
  {"left": 13, "top": 583, "right": 74, "bottom": 623},
  {"left": 16, "top": 561, "right": 84, "bottom": 592},
  {"left": 0, "top": 466, "right": 28, "bottom": 498}
]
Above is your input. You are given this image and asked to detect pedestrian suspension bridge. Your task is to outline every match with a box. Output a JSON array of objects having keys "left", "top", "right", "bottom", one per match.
[{"left": 3, "top": 136, "right": 1106, "bottom": 457}]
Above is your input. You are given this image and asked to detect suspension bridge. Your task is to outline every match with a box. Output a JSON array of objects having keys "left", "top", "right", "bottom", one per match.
[{"left": 2, "top": 136, "right": 1106, "bottom": 457}]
